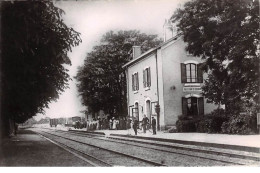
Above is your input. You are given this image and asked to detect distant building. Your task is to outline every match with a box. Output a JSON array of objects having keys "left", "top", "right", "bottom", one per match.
[{"left": 123, "top": 20, "right": 217, "bottom": 130}]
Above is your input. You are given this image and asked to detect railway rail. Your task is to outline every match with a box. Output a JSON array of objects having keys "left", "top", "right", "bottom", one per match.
[
  {"left": 54, "top": 129, "right": 260, "bottom": 165},
  {"left": 37, "top": 132, "right": 112, "bottom": 167},
  {"left": 34, "top": 128, "right": 260, "bottom": 166},
  {"left": 36, "top": 129, "right": 167, "bottom": 166}
]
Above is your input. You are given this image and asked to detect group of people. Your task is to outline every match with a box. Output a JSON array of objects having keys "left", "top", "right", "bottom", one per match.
[
  {"left": 132, "top": 115, "right": 157, "bottom": 135},
  {"left": 86, "top": 117, "right": 128, "bottom": 131},
  {"left": 86, "top": 115, "right": 157, "bottom": 135}
]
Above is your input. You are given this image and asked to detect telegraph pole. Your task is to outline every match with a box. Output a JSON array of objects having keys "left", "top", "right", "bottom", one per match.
[{"left": 255, "top": 0, "right": 260, "bottom": 133}]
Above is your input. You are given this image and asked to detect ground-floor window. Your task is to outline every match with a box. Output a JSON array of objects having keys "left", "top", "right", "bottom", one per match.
[
  {"left": 182, "top": 97, "right": 204, "bottom": 116},
  {"left": 131, "top": 102, "right": 139, "bottom": 121},
  {"left": 129, "top": 105, "right": 134, "bottom": 117},
  {"left": 145, "top": 100, "right": 151, "bottom": 121}
]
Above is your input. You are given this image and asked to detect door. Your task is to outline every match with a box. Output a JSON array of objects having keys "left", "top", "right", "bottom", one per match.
[{"left": 146, "top": 100, "right": 151, "bottom": 122}]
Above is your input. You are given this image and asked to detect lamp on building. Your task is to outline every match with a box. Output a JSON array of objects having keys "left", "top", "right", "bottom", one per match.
[
  {"left": 170, "top": 85, "right": 176, "bottom": 90},
  {"left": 155, "top": 104, "right": 160, "bottom": 114},
  {"left": 155, "top": 103, "right": 160, "bottom": 130}
]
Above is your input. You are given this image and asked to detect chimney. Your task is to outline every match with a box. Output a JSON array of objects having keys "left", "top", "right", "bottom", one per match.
[
  {"left": 163, "top": 19, "right": 174, "bottom": 42},
  {"left": 132, "top": 46, "right": 141, "bottom": 59}
]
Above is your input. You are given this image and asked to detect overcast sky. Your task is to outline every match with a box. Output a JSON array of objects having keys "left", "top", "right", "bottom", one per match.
[{"left": 35, "top": 0, "right": 187, "bottom": 120}]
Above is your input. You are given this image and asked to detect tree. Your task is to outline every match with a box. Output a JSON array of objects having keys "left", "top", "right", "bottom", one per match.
[
  {"left": 171, "top": 0, "right": 259, "bottom": 114},
  {"left": 76, "top": 30, "right": 162, "bottom": 118},
  {"left": 1, "top": 1, "right": 81, "bottom": 137}
]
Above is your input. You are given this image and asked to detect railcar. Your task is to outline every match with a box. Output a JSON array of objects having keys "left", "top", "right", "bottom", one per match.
[
  {"left": 65, "top": 116, "right": 86, "bottom": 129},
  {"left": 50, "top": 118, "right": 58, "bottom": 127}
]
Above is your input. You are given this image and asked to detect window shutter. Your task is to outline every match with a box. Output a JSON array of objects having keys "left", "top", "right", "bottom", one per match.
[
  {"left": 143, "top": 69, "right": 145, "bottom": 87},
  {"left": 132, "top": 74, "right": 134, "bottom": 91},
  {"left": 182, "top": 97, "right": 188, "bottom": 116},
  {"left": 197, "top": 63, "right": 203, "bottom": 83},
  {"left": 148, "top": 67, "right": 151, "bottom": 86},
  {"left": 181, "top": 63, "right": 186, "bottom": 83},
  {"left": 136, "top": 72, "right": 139, "bottom": 90},
  {"left": 198, "top": 97, "right": 204, "bottom": 116}
]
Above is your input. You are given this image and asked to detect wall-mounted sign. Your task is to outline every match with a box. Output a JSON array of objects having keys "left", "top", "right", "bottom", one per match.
[{"left": 183, "top": 86, "right": 202, "bottom": 92}]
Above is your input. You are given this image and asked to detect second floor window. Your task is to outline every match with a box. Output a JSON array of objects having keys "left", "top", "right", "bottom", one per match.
[
  {"left": 132, "top": 72, "right": 139, "bottom": 91},
  {"left": 143, "top": 67, "right": 151, "bottom": 88},
  {"left": 181, "top": 63, "right": 203, "bottom": 83},
  {"left": 186, "top": 63, "right": 197, "bottom": 83}
]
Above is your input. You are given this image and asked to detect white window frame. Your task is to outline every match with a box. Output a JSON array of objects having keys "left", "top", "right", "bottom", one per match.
[
  {"left": 143, "top": 67, "right": 151, "bottom": 88},
  {"left": 132, "top": 72, "right": 139, "bottom": 91},
  {"left": 186, "top": 63, "right": 197, "bottom": 83}
]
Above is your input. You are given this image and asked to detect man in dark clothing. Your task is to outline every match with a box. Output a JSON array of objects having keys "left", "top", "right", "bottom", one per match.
[
  {"left": 142, "top": 115, "right": 149, "bottom": 133},
  {"left": 98, "top": 118, "right": 101, "bottom": 130},
  {"left": 133, "top": 118, "right": 138, "bottom": 135},
  {"left": 152, "top": 117, "right": 156, "bottom": 135},
  {"left": 127, "top": 117, "right": 132, "bottom": 135}
]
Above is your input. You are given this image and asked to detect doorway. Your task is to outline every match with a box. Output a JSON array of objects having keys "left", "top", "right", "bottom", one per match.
[{"left": 146, "top": 100, "right": 151, "bottom": 122}]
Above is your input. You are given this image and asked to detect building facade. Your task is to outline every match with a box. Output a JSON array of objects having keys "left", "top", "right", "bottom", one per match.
[{"left": 123, "top": 22, "right": 217, "bottom": 130}]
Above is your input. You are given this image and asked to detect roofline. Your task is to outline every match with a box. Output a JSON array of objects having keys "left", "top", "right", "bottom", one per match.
[
  {"left": 122, "top": 34, "right": 181, "bottom": 68},
  {"left": 122, "top": 47, "right": 157, "bottom": 68}
]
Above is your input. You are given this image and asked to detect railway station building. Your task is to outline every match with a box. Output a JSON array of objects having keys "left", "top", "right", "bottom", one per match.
[{"left": 123, "top": 20, "right": 217, "bottom": 130}]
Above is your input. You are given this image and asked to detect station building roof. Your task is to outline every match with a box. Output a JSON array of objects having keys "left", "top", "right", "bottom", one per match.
[{"left": 122, "top": 34, "right": 181, "bottom": 68}]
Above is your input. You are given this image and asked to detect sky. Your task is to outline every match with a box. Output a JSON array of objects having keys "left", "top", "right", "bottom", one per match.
[{"left": 35, "top": 0, "right": 187, "bottom": 120}]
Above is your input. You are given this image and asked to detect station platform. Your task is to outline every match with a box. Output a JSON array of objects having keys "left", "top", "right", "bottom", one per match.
[
  {"left": 0, "top": 129, "right": 91, "bottom": 166},
  {"left": 34, "top": 124, "right": 260, "bottom": 152},
  {"left": 73, "top": 128, "right": 260, "bottom": 152}
]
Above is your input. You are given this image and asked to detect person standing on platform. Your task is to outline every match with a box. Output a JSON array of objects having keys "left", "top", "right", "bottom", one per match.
[
  {"left": 127, "top": 117, "right": 132, "bottom": 135},
  {"left": 142, "top": 114, "right": 149, "bottom": 133},
  {"left": 116, "top": 118, "right": 119, "bottom": 130},
  {"left": 112, "top": 117, "right": 116, "bottom": 130},
  {"left": 123, "top": 117, "right": 126, "bottom": 130},
  {"left": 109, "top": 118, "right": 113, "bottom": 130},
  {"left": 119, "top": 117, "right": 123, "bottom": 130},
  {"left": 152, "top": 117, "right": 156, "bottom": 135},
  {"left": 86, "top": 120, "right": 89, "bottom": 131},
  {"left": 97, "top": 117, "right": 101, "bottom": 130},
  {"left": 133, "top": 118, "right": 138, "bottom": 135}
]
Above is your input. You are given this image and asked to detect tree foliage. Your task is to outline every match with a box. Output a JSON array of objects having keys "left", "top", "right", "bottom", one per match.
[
  {"left": 171, "top": 0, "right": 259, "bottom": 114},
  {"left": 1, "top": 0, "right": 81, "bottom": 128},
  {"left": 76, "top": 30, "right": 162, "bottom": 117}
]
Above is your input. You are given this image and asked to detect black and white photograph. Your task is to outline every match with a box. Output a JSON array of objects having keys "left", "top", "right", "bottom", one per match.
[{"left": 0, "top": 0, "right": 259, "bottom": 167}]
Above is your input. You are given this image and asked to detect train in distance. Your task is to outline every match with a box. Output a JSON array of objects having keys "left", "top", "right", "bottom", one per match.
[{"left": 50, "top": 116, "right": 86, "bottom": 129}]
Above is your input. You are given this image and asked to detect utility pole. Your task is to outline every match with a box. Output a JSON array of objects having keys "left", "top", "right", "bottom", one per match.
[
  {"left": 0, "top": 2, "right": 2, "bottom": 139},
  {"left": 155, "top": 104, "right": 160, "bottom": 131},
  {"left": 257, "top": 43, "right": 260, "bottom": 133}
]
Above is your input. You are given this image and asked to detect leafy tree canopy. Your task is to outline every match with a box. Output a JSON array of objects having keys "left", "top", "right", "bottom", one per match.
[
  {"left": 1, "top": 1, "right": 81, "bottom": 125},
  {"left": 171, "top": 0, "right": 259, "bottom": 113},
  {"left": 76, "top": 30, "right": 162, "bottom": 117}
]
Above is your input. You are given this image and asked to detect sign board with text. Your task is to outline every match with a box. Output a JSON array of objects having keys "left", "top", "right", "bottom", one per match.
[{"left": 183, "top": 86, "right": 202, "bottom": 92}]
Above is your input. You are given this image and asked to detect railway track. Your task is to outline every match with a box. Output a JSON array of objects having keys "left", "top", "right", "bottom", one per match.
[
  {"left": 34, "top": 128, "right": 260, "bottom": 166},
  {"left": 51, "top": 129, "right": 260, "bottom": 166},
  {"left": 37, "top": 132, "right": 112, "bottom": 167},
  {"left": 35, "top": 129, "right": 167, "bottom": 167}
]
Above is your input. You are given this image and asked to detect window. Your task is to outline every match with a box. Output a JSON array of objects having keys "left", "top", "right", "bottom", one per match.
[
  {"left": 181, "top": 63, "right": 203, "bottom": 83},
  {"left": 186, "top": 64, "right": 197, "bottom": 83},
  {"left": 132, "top": 72, "right": 139, "bottom": 91},
  {"left": 129, "top": 105, "right": 134, "bottom": 117},
  {"left": 143, "top": 67, "right": 151, "bottom": 88},
  {"left": 145, "top": 100, "right": 151, "bottom": 121},
  {"left": 151, "top": 101, "right": 158, "bottom": 115},
  {"left": 182, "top": 97, "right": 204, "bottom": 116},
  {"left": 132, "top": 102, "right": 139, "bottom": 121}
]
